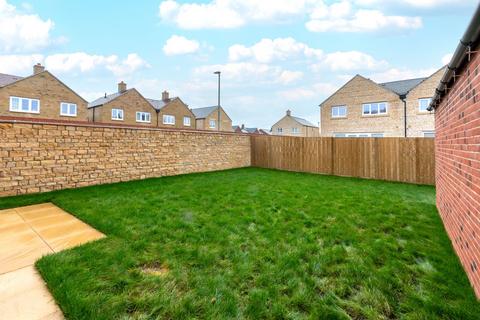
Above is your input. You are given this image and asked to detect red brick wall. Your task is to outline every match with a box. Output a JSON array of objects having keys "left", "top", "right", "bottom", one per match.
[{"left": 435, "top": 49, "right": 480, "bottom": 298}]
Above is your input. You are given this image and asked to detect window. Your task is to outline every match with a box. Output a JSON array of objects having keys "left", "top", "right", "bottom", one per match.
[
  {"left": 60, "top": 103, "right": 77, "bottom": 117},
  {"left": 277, "top": 128, "right": 283, "bottom": 133},
  {"left": 183, "top": 116, "right": 191, "bottom": 126},
  {"left": 292, "top": 127, "right": 299, "bottom": 134},
  {"left": 163, "top": 115, "right": 175, "bottom": 125},
  {"left": 111, "top": 108, "right": 124, "bottom": 120},
  {"left": 423, "top": 131, "right": 435, "bottom": 138},
  {"left": 10, "top": 97, "right": 40, "bottom": 113},
  {"left": 136, "top": 112, "right": 151, "bottom": 123},
  {"left": 419, "top": 98, "right": 432, "bottom": 112},
  {"left": 331, "top": 105, "right": 347, "bottom": 118},
  {"left": 362, "top": 102, "right": 387, "bottom": 116},
  {"left": 335, "top": 132, "right": 384, "bottom": 138},
  {"left": 209, "top": 119, "right": 216, "bottom": 128}
]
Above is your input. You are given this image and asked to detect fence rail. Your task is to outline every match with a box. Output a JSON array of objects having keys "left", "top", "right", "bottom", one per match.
[{"left": 251, "top": 136, "right": 435, "bottom": 185}]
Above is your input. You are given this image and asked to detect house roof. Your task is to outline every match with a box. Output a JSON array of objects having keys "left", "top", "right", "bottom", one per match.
[
  {"left": 292, "top": 116, "right": 317, "bottom": 127},
  {"left": 0, "top": 73, "right": 23, "bottom": 87},
  {"left": 146, "top": 98, "right": 179, "bottom": 111},
  {"left": 379, "top": 77, "right": 427, "bottom": 96},
  {"left": 88, "top": 90, "right": 132, "bottom": 108},
  {"left": 191, "top": 106, "right": 218, "bottom": 119}
]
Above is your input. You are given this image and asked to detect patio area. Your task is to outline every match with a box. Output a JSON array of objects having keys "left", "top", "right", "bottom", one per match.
[
  {"left": 0, "top": 168, "right": 479, "bottom": 319},
  {"left": 0, "top": 203, "right": 104, "bottom": 319}
]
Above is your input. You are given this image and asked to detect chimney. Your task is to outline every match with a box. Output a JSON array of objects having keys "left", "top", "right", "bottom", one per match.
[
  {"left": 33, "top": 63, "right": 45, "bottom": 75},
  {"left": 286, "top": 109, "right": 291, "bottom": 116},
  {"left": 162, "top": 90, "right": 169, "bottom": 101},
  {"left": 241, "top": 124, "right": 245, "bottom": 129},
  {"left": 118, "top": 81, "right": 127, "bottom": 93}
]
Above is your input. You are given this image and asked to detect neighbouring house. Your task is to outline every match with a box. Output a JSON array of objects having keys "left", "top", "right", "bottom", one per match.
[
  {"left": 233, "top": 124, "right": 270, "bottom": 135},
  {"left": 88, "top": 82, "right": 156, "bottom": 126},
  {"left": 191, "top": 106, "right": 233, "bottom": 132},
  {"left": 0, "top": 63, "right": 88, "bottom": 121},
  {"left": 319, "top": 68, "right": 445, "bottom": 137},
  {"left": 89, "top": 83, "right": 194, "bottom": 129},
  {"left": 146, "top": 91, "right": 196, "bottom": 129},
  {"left": 271, "top": 110, "right": 320, "bottom": 137},
  {"left": 428, "top": 5, "right": 480, "bottom": 298}
]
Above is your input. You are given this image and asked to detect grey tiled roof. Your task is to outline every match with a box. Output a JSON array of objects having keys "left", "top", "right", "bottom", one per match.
[
  {"left": 191, "top": 106, "right": 218, "bottom": 119},
  {"left": 0, "top": 73, "right": 23, "bottom": 87},
  {"left": 292, "top": 116, "right": 317, "bottom": 127},
  {"left": 146, "top": 98, "right": 168, "bottom": 110},
  {"left": 379, "top": 77, "right": 426, "bottom": 96},
  {"left": 146, "top": 97, "right": 178, "bottom": 110},
  {"left": 88, "top": 90, "right": 130, "bottom": 108}
]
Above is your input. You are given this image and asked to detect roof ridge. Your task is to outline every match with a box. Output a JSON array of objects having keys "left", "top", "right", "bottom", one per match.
[{"left": 379, "top": 77, "right": 427, "bottom": 85}]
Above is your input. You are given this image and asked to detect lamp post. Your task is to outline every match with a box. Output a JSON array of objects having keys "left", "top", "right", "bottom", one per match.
[{"left": 214, "top": 71, "right": 221, "bottom": 131}]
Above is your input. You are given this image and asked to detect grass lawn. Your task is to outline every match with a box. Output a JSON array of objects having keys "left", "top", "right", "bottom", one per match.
[{"left": 0, "top": 168, "right": 479, "bottom": 319}]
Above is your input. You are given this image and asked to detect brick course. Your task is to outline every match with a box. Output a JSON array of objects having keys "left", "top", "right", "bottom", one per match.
[
  {"left": 435, "top": 49, "right": 480, "bottom": 297},
  {"left": 0, "top": 120, "right": 250, "bottom": 197}
]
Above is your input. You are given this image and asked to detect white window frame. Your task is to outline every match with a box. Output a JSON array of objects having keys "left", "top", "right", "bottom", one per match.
[
  {"left": 60, "top": 102, "right": 77, "bottom": 117},
  {"left": 418, "top": 98, "right": 432, "bottom": 112},
  {"left": 423, "top": 130, "right": 435, "bottom": 138},
  {"left": 9, "top": 96, "right": 40, "bottom": 114},
  {"left": 335, "top": 132, "right": 384, "bottom": 138},
  {"left": 183, "top": 116, "right": 191, "bottom": 126},
  {"left": 331, "top": 105, "right": 347, "bottom": 118},
  {"left": 163, "top": 114, "right": 175, "bottom": 125},
  {"left": 291, "top": 127, "right": 299, "bottom": 134},
  {"left": 362, "top": 102, "right": 388, "bottom": 116},
  {"left": 136, "top": 112, "right": 151, "bottom": 123},
  {"left": 209, "top": 119, "right": 216, "bottom": 128},
  {"left": 277, "top": 128, "right": 283, "bottom": 133},
  {"left": 111, "top": 108, "right": 124, "bottom": 121}
]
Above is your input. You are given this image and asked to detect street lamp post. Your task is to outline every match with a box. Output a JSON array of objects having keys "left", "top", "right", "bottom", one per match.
[{"left": 214, "top": 71, "right": 221, "bottom": 131}]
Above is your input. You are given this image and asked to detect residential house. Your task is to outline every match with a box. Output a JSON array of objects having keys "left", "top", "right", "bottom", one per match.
[
  {"left": 191, "top": 106, "right": 233, "bottom": 132},
  {"left": 89, "top": 83, "right": 195, "bottom": 129},
  {"left": 147, "top": 91, "right": 196, "bottom": 129},
  {"left": 428, "top": 5, "right": 480, "bottom": 298},
  {"left": 233, "top": 124, "right": 270, "bottom": 134},
  {"left": 0, "top": 63, "right": 88, "bottom": 121},
  {"left": 319, "top": 68, "right": 444, "bottom": 137},
  {"left": 88, "top": 82, "right": 156, "bottom": 126},
  {"left": 271, "top": 110, "right": 320, "bottom": 137}
]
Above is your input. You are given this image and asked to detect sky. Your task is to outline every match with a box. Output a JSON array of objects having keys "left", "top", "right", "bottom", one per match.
[{"left": 0, "top": 0, "right": 477, "bottom": 128}]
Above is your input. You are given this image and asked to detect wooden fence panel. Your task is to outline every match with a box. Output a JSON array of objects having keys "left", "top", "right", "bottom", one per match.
[{"left": 251, "top": 136, "right": 435, "bottom": 185}]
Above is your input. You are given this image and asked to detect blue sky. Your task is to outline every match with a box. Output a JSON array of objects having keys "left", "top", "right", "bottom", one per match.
[{"left": 0, "top": 0, "right": 477, "bottom": 128}]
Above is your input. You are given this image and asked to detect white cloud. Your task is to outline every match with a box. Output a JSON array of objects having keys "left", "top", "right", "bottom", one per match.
[
  {"left": 441, "top": 53, "right": 453, "bottom": 66},
  {"left": 278, "top": 70, "right": 304, "bottom": 84},
  {"left": 0, "top": 54, "right": 43, "bottom": 74},
  {"left": 229, "top": 37, "right": 323, "bottom": 63},
  {"left": 163, "top": 35, "right": 200, "bottom": 56},
  {"left": 159, "top": 0, "right": 424, "bottom": 33},
  {"left": 313, "top": 51, "right": 388, "bottom": 71},
  {"left": 355, "top": 0, "right": 476, "bottom": 8},
  {"left": 194, "top": 62, "right": 302, "bottom": 85},
  {"left": 0, "top": 0, "right": 57, "bottom": 53},
  {"left": 106, "top": 53, "right": 150, "bottom": 77},
  {"left": 0, "top": 52, "right": 149, "bottom": 77},
  {"left": 368, "top": 67, "right": 437, "bottom": 83},
  {"left": 306, "top": 8, "right": 422, "bottom": 32},
  {"left": 278, "top": 82, "right": 338, "bottom": 101}
]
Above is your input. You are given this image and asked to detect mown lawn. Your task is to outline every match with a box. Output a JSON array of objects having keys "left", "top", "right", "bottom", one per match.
[{"left": 0, "top": 168, "right": 479, "bottom": 319}]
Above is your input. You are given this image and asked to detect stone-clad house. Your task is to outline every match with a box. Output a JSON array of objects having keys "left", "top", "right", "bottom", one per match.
[
  {"left": 0, "top": 64, "right": 88, "bottom": 121},
  {"left": 191, "top": 106, "right": 233, "bottom": 132},
  {"left": 89, "top": 83, "right": 195, "bottom": 129},
  {"left": 319, "top": 68, "right": 445, "bottom": 137},
  {"left": 271, "top": 110, "right": 320, "bottom": 137}
]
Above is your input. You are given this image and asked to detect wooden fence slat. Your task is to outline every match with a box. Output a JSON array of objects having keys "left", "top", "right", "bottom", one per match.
[{"left": 250, "top": 136, "right": 435, "bottom": 185}]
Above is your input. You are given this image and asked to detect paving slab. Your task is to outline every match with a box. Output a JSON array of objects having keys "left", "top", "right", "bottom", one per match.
[{"left": 0, "top": 203, "right": 105, "bottom": 320}]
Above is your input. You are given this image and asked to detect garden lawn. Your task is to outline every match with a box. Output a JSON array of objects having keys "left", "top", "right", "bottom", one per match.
[{"left": 0, "top": 168, "right": 479, "bottom": 319}]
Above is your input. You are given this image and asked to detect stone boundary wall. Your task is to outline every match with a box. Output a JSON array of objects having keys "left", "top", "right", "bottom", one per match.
[{"left": 0, "top": 119, "right": 251, "bottom": 197}]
